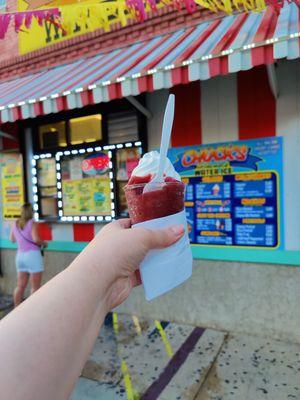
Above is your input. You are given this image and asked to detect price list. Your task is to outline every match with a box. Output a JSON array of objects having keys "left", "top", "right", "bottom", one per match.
[{"left": 184, "top": 172, "right": 279, "bottom": 248}]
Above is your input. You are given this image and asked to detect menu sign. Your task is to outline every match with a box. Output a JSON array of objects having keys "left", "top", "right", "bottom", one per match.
[
  {"left": 62, "top": 176, "right": 111, "bottom": 216},
  {"left": 0, "top": 153, "right": 24, "bottom": 220},
  {"left": 61, "top": 151, "right": 112, "bottom": 216},
  {"left": 169, "top": 137, "right": 283, "bottom": 249}
]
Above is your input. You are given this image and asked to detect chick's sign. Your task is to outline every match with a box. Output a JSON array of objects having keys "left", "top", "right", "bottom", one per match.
[{"left": 168, "top": 137, "right": 284, "bottom": 249}]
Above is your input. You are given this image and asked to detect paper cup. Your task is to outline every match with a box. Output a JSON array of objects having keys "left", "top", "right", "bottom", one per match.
[{"left": 125, "top": 182, "right": 193, "bottom": 301}]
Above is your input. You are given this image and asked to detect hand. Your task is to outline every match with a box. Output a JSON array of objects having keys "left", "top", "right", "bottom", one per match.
[{"left": 83, "top": 219, "right": 184, "bottom": 310}]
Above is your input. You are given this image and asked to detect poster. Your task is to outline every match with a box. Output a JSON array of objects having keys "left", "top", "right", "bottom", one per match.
[
  {"left": 62, "top": 176, "right": 111, "bottom": 216},
  {"left": 37, "top": 158, "right": 57, "bottom": 188},
  {"left": 0, "top": 153, "right": 24, "bottom": 219},
  {"left": 168, "top": 137, "right": 283, "bottom": 249},
  {"left": 61, "top": 151, "right": 112, "bottom": 216}
]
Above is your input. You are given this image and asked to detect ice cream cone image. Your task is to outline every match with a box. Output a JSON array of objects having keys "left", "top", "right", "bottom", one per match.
[{"left": 212, "top": 184, "right": 220, "bottom": 196}]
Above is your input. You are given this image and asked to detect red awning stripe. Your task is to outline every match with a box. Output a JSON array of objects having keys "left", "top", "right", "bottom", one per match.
[{"left": 0, "top": 3, "right": 299, "bottom": 122}]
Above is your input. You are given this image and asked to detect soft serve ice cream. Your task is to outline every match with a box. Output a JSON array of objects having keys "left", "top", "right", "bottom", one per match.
[
  {"left": 130, "top": 151, "right": 181, "bottom": 181},
  {"left": 125, "top": 151, "right": 185, "bottom": 224}
]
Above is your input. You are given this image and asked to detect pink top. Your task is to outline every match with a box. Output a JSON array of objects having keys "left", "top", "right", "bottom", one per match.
[{"left": 13, "top": 219, "right": 39, "bottom": 253}]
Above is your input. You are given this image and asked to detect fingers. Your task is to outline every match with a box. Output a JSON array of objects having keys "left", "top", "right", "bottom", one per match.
[
  {"left": 139, "top": 225, "right": 185, "bottom": 250},
  {"left": 109, "top": 219, "right": 132, "bottom": 231}
]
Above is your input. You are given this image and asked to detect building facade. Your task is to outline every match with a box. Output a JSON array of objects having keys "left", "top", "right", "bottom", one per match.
[{"left": 1, "top": 0, "right": 300, "bottom": 342}]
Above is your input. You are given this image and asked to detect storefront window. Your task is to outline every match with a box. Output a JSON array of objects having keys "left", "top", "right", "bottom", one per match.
[
  {"left": 39, "top": 122, "right": 67, "bottom": 150},
  {"left": 36, "top": 158, "right": 58, "bottom": 218},
  {"left": 69, "top": 114, "right": 102, "bottom": 145},
  {"left": 32, "top": 108, "right": 144, "bottom": 221}
]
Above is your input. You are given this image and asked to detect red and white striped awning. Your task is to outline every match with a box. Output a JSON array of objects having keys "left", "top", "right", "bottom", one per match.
[{"left": 1, "top": 3, "right": 299, "bottom": 123}]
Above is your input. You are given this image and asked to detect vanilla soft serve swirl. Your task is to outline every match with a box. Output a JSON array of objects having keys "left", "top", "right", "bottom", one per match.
[{"left": 132, "top": 151, "right": 181, "bottom": 181}]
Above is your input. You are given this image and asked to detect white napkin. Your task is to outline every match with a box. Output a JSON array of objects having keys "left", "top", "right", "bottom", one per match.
[{"left": 133, "top": 210, "right": 193, "bottom": 301}]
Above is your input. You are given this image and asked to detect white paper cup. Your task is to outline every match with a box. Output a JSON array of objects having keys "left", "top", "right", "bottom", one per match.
[{"left": 133, "top": 210, "right": 193, "bottom": 301}]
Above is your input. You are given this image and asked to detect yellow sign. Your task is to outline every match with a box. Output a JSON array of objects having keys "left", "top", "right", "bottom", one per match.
[
  {"left": 18, "top": 0, "right": 177, "bottom": 55},
  {"left": 18, "top": 0, "right": 143, "bottom": 55},
  {"left": 62, "top": 176, "right": 111, "bottom": 216},
  {"left": 0, "top": 153, "right": 24, "bottom": 220}
]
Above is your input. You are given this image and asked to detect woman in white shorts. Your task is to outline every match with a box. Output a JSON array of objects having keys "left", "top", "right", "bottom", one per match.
[{"left": 10, "top": 203, "right": 47, "bottom": 307}]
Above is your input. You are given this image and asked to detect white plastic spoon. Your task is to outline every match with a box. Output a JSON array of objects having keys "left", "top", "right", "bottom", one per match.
[{"left": 143, "top": 94, "right": 175, "bottom": 193}]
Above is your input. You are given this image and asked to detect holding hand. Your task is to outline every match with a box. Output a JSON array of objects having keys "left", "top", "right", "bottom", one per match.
[{"left": 79, "top": 219, "right": 185, "bottom": 310}]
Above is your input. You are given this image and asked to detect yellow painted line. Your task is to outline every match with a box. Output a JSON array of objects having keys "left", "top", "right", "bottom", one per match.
[
  {"left": 132, "top": 315, "right": 142, "bottom": 335},
  {"left": 155, "top": 320, "right": 173, "bottom": 358},
  {"left": 121, "top": 360, "right": 137, "bottom": 400},
  {"left": 113, "top": 313, "right": 138, "bottom": 399},
  {"left": 112, "top": 312, "right": 118, "bottom": 335}
]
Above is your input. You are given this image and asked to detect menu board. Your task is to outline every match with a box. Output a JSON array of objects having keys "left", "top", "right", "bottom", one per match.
[
  {"left": 0, "top": 153, "right": 24, "bottom": 219},
  {"left": 169, "top": 137, "right": 283, "bottom": 249},
  {"left": 61, "top": 151, "right": 112, "bottom": 216}
]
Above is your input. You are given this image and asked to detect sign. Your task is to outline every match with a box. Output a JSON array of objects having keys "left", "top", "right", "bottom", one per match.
[
  {"left": 61, "top": 151, "right": 112, "bottom": 216},
  {"left": 169, "top": 137, "right": 283, "bottom": 249},
  {"left": 62, "top": 176, "right": 111, "bottom": 216},
  {"left": 37, "top": 158, "right": 56, "bottom": 187},
  {"left": 17, "top": 0, "right": 168, "bottom": 55},
  {"left": 82, "top": 152, "right": 110, "bottom": 175},
  {"left": 0, "top": 153, "right": 24, "bottom": 219}
]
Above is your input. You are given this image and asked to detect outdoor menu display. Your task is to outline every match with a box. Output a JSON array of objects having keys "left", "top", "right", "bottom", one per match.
[
  {"left": 0, "top": 153, "right": 24, "bottom": 219},
  {"left": 169, "top": 137, "right": 283, "bottom": 249},
  {"left": 61, "top": 151, "right": 112, "bottom": 216}
]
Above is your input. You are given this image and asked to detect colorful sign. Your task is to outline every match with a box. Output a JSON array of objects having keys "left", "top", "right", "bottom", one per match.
[
  {"left": 0, "top": 153, "right": 24, "bottom": 219},
  {"left": 37, "top": 158, "right": 57, "bottom": 187},
  {"left": 61, "top": 151, "right": 112, "bottom": 216},
  {"left": 169, "top": 137, "right": 283, "bottom": 249},
  {"left": 17, "top": 0, "right": 167, "bottom": 55},
  {"left": 62, "top": 176, "right": 111, "bottom": 216},
  {"left": 82, "top": 152, "right": 110, "bottom": 176}
]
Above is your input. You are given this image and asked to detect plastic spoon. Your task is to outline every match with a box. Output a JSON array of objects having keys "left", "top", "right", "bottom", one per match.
[{"left": 143, "top": 94, "right": 175, "bottom": 193}]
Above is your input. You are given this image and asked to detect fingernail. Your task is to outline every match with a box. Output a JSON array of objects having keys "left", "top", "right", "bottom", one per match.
[{"left": 170, "top": 225, "right": 184, "bottom": 236}]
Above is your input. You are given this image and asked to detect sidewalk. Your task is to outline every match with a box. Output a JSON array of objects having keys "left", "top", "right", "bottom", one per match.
[
  {"left": 0, "top": 294, "right": 13, "bottom": 319},
  {"left": 1, "top": 299, "right": 299, "bottom": 399},
  {"left": 71, "top": 313, "right": 300, "bottom": 400}
]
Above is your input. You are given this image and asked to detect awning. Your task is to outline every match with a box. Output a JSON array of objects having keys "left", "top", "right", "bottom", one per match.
[{"left": 1, "top": 2, "right": 299, "bottom": 123}]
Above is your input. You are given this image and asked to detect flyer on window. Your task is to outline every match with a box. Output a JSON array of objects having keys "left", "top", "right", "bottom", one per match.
[{"left": 0, "top": 153, "right": 24, "bottom": 220}]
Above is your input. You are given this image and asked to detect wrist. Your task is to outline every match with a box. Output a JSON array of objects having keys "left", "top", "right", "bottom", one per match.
[{"left": 73, "top": 241, "right": 115, "bottom": 311}]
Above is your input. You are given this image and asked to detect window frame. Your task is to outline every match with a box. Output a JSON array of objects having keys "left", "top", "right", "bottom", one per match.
[{"left": 25, "top": 97, "right": 148, "bottom": 222}]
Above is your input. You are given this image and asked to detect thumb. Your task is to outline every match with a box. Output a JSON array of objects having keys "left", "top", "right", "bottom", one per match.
[{"left": 139, "top": 225, "right": 185, "bottom": 250}]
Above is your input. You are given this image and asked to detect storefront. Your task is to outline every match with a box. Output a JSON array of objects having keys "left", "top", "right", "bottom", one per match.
[{"left": 1, "top": 2, "right": 300, "bottom": 342}]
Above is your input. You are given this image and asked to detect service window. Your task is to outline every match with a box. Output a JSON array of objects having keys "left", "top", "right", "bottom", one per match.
[
  {"left": 32, "top": 107, "right": 145, "bottom": 221},
  {"left": 69, "top": 114, "right": 102, "bottom": 145},
  {"left": 39, "top": 122, "right": 67, "bottom": 150}
]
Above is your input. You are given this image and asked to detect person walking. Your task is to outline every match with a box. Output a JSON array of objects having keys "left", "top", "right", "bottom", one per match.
[{"left": 10, "top": 203, "right": 47, "bottom": 307}]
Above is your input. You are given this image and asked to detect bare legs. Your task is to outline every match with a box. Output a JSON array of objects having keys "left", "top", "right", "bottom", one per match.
[
  {"left": 30, "top": 272, "right": 43, "bottom": 295},
  {"left": 14, "top": 272, "right": 29, "bottom": 307},
  {"left": 14, "top": 272, "right": 43, "bottom": 307}
]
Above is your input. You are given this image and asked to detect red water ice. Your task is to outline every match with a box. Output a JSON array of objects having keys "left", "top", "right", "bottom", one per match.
[{"left": 125, "top": 175, "right": 185, "bottom": 224}]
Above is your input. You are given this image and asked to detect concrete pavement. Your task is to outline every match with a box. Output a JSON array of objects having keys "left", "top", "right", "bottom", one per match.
[
  {"left": 71, "top": 313, "right": 300, "bottom": 400},
  {"left": 1, "top": 298, "right": 300, "bottom": 399}
]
